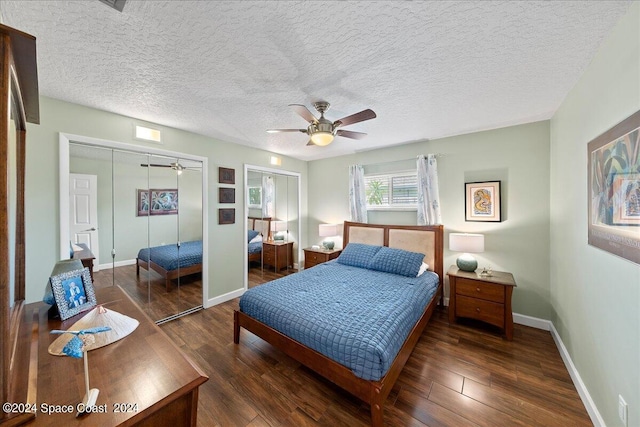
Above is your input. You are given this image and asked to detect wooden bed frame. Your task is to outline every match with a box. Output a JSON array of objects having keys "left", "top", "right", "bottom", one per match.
[
  {"left": 234, "top": 221, "right": 444, "bottom": 426},
  {"left": 247, "top": 216, "right": 272, "bottom": 264},
  {"left": 136, "top": 254, "right": 202, "bottom": 292}
]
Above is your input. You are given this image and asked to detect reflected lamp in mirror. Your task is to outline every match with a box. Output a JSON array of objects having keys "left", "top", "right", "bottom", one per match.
[
  {"left": 449, "top": 233, "right": 484, "bottom": 272},
  {"left": 319, "top": 223, "right": 339, "bottom": 250},
  {"left": 271, "top": 220, "right": 287, "bottom": 241}
]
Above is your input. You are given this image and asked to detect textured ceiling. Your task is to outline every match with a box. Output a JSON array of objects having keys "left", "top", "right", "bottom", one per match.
[{"left": 1, "top": 1, "right": 632, "bottom": 161}]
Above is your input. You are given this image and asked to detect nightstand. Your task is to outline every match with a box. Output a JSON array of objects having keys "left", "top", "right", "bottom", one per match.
[
  {"left": 303, "top": 247, "right": 342, "bottom": 269},
  {"left": 447, "top": 265, "right": 517, "bottom": 340},
  {"left": 262, "top": 241, "right": 294, "bottom": 272}
]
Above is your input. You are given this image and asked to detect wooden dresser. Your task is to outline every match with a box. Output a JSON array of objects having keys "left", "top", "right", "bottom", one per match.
[
  {"left": 262, "top": 241, "right": 294, "bottom": 272},
  {"left": 303, "top": 247, "right": 342, "bottom": 269},
  {"left": 22, "top": 285, "right": 208, "bottom": 426},
  {"left": 447, "top": 265, "right": 516, "bottom": 340}
]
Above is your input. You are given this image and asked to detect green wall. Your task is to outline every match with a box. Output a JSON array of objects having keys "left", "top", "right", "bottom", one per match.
[
  {"left": 308, "top": 120, "right": 551, "bottom": 319},
  {"left": 550, "top": 3, "right": 640, "bottom": 426},
  {"left": 24, "top": 96, "right": 308, "bottom": 303}
]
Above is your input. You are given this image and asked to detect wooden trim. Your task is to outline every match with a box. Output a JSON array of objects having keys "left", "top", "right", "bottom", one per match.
[{"left": 235, "top": 222, "right": 444, "bottom": 426}]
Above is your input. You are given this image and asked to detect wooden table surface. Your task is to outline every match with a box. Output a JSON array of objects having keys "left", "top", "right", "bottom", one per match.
[{"left": 26, "top": 285, "right": 208, "bottom": 426}]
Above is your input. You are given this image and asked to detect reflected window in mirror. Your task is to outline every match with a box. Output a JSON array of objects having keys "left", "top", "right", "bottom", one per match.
[{"left": 248, "top": 186, "right": 262, "bottom": 208}]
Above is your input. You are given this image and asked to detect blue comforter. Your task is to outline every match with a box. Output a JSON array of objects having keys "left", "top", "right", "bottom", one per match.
[
  {"left": 239, "top": 261, "right": 439, "bottom": 381},
  {"left": 137, "top": 240, "right": 202, "bottom": 271}
]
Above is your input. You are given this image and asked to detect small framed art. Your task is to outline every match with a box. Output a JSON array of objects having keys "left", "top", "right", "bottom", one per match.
[
  {"left": 465, "top": 181, "right": 502, "bottom": 222},
  {"left": 137, "top": 189, "right": 178, "bottom": 216},
  {"left": 219, "top": 208, "right": 235, "bottom": 225},
  {"left": 50, "top": 267, "right": 97, "bottom": 320},
  {"left": 219, "top": 167, "right": 235, "bottom": 184},
  {"left": 219, "top": 187, "right": 235, "bottom": 204}
]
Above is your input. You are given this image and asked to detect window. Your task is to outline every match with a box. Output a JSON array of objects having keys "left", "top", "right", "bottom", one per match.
[{"left": 364, "top": 172, "right": 418, "bottom": 209}]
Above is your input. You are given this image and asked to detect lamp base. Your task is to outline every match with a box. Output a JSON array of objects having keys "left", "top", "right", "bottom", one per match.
[
  {"left": 322, "top": 240, "right": 335, "bottom": 250},
  {"left": 456, "top": 254, "right": 477, "bottom": 272}
]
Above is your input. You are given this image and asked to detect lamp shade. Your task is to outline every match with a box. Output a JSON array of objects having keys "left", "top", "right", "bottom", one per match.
[
  {"left": 449, "top": 233, "right": 484, "bottom": 253},
  {"left": 319, "top": 223, "right": 339, "bottom": 237},
  {"left": 271, "top": 220, "right": 287, "bottom": 232}
]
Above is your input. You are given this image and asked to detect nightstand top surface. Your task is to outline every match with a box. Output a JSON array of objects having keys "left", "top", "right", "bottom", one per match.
[
  {"left": 447, "top": 265, "right": 516, "bottom": 287},
  {"left": 304, "top": 247, "right": 342, "bottom": 255},
  {"left": 263, "top": 240, "right": 293, "bottom": 246}
]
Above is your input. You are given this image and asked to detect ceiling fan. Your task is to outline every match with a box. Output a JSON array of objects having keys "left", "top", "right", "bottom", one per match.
[
  {"left": 267, "top": 101, "right": 377, "bottom": 146},
  {"left": 140, "top": 162, "right": 200, "bottom": 175}
]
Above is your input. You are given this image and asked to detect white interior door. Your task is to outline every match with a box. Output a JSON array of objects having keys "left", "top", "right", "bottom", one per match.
[{"left": 69, "top": 173, "right": 100, "bottom": 271}]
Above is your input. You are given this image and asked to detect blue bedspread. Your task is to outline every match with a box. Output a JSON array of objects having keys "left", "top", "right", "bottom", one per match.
[
  {"left": 239, "top": 261, "right": 439, "bottom": 381},
  {"left": 137, "top": 240, "right": 202, "bottom": 271},
  {"left": 248, "top": 241, "right": 262, "bottom": 254}
]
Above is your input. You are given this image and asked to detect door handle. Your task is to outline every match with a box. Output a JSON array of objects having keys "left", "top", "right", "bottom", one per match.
[{"left": 81, "top": 227, "right": 97, "bottom": 232}]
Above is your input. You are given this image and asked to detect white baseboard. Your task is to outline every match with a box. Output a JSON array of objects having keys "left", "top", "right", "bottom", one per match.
[
  {"left": 549, "top": 323, "right": 605, "bottom": 427},
  {"left": 513, "top": 313, "right": 551, "bottom": 331},
  {"left": 205, "top": 287, "right": 245, "bottom": 308},
  {"left": 98, "top": 259, "right": 136, "bottom": 270}
]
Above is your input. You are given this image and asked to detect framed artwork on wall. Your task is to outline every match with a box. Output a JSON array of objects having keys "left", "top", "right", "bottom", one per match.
[
  {"left": 219, "top": 187, "right": 235, "bottom": 204},
  {"left": 465, "top": 181, "right": 502, "bottom": 222},
  {"left": 219, "top": 208, "right": 235, "bottom": 225},
  {"left": 137, "top": 189, "right": 178, "bottom": 216},
  {"left": 588, "top": 110, "right": 640, "bottom": 265},
  {"left": 219, "top": 167, "right": 235, "bottom": 184}
]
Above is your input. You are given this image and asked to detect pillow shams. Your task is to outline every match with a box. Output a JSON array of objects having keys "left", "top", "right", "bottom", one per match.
[
  {"left": 248, "top": 229, "right": 260, "bottom": 242},
  {"left": 369, "top": 246, "right": 425, "bottom": 277},
  {"left": 417, "top": 262, "right": 429, "bottom": 277},
  {"left": 337, "top": 243, "right": 381, "bottom": 269},
  {"left": 249, "top": 234, "right": 263, "bottom": 244}
]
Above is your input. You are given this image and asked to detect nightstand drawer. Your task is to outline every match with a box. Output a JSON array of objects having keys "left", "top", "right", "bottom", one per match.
[
  {"left": 456, "top": 295, "right": 504, "bottom": 328},
  {"left": 263, "top": 252, "right": 275, "bottom": 264},
  {"left": 456, "top": 278, "right": 504, "bottom": 303},
  {"left": 307, "top": 252, "right": 324, "bottom": 264}
]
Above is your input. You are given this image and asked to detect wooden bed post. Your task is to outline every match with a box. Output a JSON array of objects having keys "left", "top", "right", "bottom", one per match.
[
  {"left": 233, "top": 311, "right": 240, "bottom": 344},
  {"left": 370, "top": 387, "right": 384, "bottom": 427}
]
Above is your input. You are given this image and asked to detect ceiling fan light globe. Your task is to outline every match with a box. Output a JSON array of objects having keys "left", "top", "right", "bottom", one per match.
[{"left": 310, "top": 132, "right": 334, "bottom": 146}]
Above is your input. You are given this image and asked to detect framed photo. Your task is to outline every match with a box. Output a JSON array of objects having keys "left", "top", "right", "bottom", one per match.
[
  {"left": 219, "top": 187, "right": 235, "bottom": 204},
  {"left": 50, "top": 267, "right": 97, "bottom": 320},
  {"left": 219, "top": 208, "right": 235, "bottom": 225},
  {"left": 137, "top": 189, "right": 178, "bottom": 216},
  {"left": 247, "top": 186, "right": 262, "bottom": 208},
  {"left": 219, "top": 167, "right": 235, "bottom": 184},
  {"left": 588, "top": 110, "right": 640, "bottom": 264},
  {"left": 465, "top": 181, "right": 502, "bottom": 222}
]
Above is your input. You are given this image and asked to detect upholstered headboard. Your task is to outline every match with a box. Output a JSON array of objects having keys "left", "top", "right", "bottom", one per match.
[
  {"left": 343, "top": 221, "right": 444, "bottom": 286},
  {"left": 248, "top": 216, "right": 272, "bottom": 240}
]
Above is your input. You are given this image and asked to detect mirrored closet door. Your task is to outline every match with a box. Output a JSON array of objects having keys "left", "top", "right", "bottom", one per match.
[
  {"left": 245, "top": 165, "right": 300, "bottom": 289},
  {"left": 67, "top": 141, "right": 205, "bottom": 323}
]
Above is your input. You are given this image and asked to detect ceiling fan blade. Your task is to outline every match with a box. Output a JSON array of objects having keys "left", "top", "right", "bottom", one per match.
[
  {"left": 140, "top": 163, "right": 172, "bottom": 168},
  {"left": 289, "top": 104, "right": 318, "bottom": 124},
  {"left": 336, "top": 130, "right": 367, "bottom": 140},
  {"left": 266, "top": 128, "right": 307, "bottom": 133},
  {"left": 334, "top": 109, "right": 376, "bottom": 127}
]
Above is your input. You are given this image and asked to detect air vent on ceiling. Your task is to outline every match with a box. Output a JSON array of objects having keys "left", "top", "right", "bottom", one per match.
[{"left": 98, "top": 0, "right": 126, "bottom": 12}]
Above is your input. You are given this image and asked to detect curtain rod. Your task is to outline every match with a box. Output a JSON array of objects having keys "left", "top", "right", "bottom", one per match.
[{"left": 361, "top": 154, "right": 444, "bottom": 168}]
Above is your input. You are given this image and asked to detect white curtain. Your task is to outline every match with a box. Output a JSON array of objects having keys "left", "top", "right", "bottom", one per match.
[
  {"left": 348, "top": 165, "right": 368, "bottom": 223},
  {"left": 262, "top": 175, "right": 274, "bottom": 218},
  {"left": 416, "top": 154, "right": 442, "bottom": 225}
]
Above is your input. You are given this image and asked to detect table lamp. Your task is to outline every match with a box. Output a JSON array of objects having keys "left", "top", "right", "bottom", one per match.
[
  {"left": 319, "top": 223, "right": 339, "bottom": 250},
  {"left": 271, "top": 220, "right": 287, "bottom": 241},
  {"left": 449, "top": 233, "right": 484, "bottom": 272}
]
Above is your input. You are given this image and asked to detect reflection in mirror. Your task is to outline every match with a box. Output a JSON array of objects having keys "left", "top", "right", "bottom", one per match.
[
  {"left": 7, "top": 91, "right": 17, "bottom": 308},
  {"left": 68, "top": 144, "right": 204, "bottom": 323},
  {"left": 246, "top": 167, "right": 301, "bottom": 289}
]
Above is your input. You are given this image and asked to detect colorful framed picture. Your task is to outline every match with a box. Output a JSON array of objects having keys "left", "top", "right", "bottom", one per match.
[
  {"left": 219, "top": 187, "right": 235, "bottom": 204},
  {"left": 219, "top": 208, "right": 235, "bottom": 225},
  {"left": 50, "top": 267, "right": 97, "bottom": 320},
  {"left": 219, "top": 167, "right": 235, "bottom": 184},
  {"left": 465, "top": 181, "right": 502, "bottom": 222},
  {"left": 588, "top": 110, "right": 640, "bottom": 264},
  {"left": 137, "top": 189, "right": 179, "bottom": 216}
]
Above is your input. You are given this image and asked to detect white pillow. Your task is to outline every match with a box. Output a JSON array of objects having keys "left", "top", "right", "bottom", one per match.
[
  {"left": 249, "top": 234, "right": 263, "bottom": 244},
  {"left": 416, "top": 262, "right": 429, "bottom": 277}
]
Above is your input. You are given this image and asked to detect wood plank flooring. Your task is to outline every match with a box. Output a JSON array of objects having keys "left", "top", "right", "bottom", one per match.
[{"left": 159, "top": 270, "right": 593, "bottom": 427}]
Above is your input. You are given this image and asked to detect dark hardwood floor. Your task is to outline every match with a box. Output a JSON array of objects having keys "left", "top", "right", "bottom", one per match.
[
  {"left": 160, "top": 270, "right": 593, "bottom": 427},
  {"left": 93, "top": 264, "right": 203, "bottom": 321}
]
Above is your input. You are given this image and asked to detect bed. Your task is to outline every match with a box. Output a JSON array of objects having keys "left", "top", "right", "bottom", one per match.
[
  {"left": 234, "top": 221, "right": 444, "bottom": 426},
  {"left": 247, "top": 216, "right": 271, "bottom": 265},
  {"left": 136, "top": 240, "right": 203, "bottom": 291}
]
